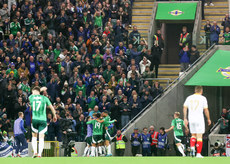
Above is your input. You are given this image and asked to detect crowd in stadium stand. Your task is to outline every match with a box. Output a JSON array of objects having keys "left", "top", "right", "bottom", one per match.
[{"left": 0, "top": 0, "right": 166, "bottom": 142}]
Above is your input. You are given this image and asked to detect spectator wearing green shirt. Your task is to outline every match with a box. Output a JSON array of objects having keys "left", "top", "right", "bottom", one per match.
[
  {"left": 54, "top": 43, "right": 62, "bottom": 62},
  {"left": 74, "top": 80, "right": 87, "bottom": 97},
  {"left": 222, "top": 27, "right": 230, "bottom": 45},
  {"left": 87, "top": 91, "right": 99, "bottom": 109},
  {"left": 10, "top": 18, "right": 21, "bottom": 36},
  {"left": 103, "top": 64, "right": 115, "bottom": 83},
  {"left": 94, "top": 11, "right": 104, "bottom": 30},
  {"left": 69, "top": 42, "right": 79, "bottom": 54},
  {"left": 118, "top": 73, "right": 128, "bottom": 87},
  {"left": 17, "top": 78, "right": 31, "bottom": 98},
  {"left": 93, "top": 49, "right": 103, "bottom": 67},
  {"left": 24, "top": 13, "right": 35, "bottom": 32},
  {"left": 137, "top": 40, "right": 147, "bottom": 52},
  {"left": 6, "top": 62, "right": 18, "bottom": 78}
]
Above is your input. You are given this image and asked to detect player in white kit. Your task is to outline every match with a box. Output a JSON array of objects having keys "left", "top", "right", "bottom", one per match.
[{"left": 183, "top": 86, "right": 211, "bottom": 158}]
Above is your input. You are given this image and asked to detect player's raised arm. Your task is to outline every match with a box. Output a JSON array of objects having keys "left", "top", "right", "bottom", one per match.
[
  {"left": 96, "top": 119, "right": 104, "bottom": 123},
  {"left": 165, "top": 126, "right": 174, "bottom": 133},
  {"left": 204, "top": 108, "right": 211, "bottom": 126},
  {"left": 86, "top": 120, "right": 94, "bottom": 124}
]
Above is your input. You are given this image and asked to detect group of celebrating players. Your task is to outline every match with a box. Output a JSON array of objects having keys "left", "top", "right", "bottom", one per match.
[
  {"left": 28, "top": 85, "right": 211, "bottom": 158},
  {"left": 83, "top": 111, "right": 116, "bottom": 157}
]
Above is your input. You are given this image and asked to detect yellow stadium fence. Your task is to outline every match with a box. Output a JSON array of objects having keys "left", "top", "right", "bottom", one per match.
[{"left": 32, "top": 141, "right": 60, "bottom": 157}]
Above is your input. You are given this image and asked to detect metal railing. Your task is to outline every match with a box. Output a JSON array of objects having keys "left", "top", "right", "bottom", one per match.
[
  {"left": 148, "top": 2, "right": 158, "bottom": 49},
  {"left": 121, "top": 44, "right": 216, "bottom": 132},
  {"left": 192, "top": 0, "right": 202, "bottom": 45},
  {"left": 210, "top": 121, "right": 220, "bottom": 133},
  {"left": 140, "top": 78, "right": 171, "bottom": 87}
]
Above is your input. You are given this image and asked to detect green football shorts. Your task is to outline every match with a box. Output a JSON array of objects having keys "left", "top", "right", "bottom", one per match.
[
  {"left": 105, "top": 129, "right": 112, "bottom": 141},
  {"left": 31, "top": 119, "right": 47, "bottom": 134},
  {"left": 85, "top": 136, "right": 92, "bottom": 145},
  {"left": 92, "top": 135, "right": 103, "bottom": 144},
  {"left": 174, "top": 135, "right": 183, "bottom": 144}
]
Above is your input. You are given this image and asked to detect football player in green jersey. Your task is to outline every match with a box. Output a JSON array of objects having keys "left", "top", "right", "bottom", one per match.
[
  {"left": 165, "top": 112, "right": 188, "bottom": 157},
  {"left": 29, "top": 86, "right": 57, "bottom": 158},
  {"left": 87, "top": 113, "right": 116, "bottom": 157},
  {"left": 102, "top": 111, "right": 114, "bottom": 156}
]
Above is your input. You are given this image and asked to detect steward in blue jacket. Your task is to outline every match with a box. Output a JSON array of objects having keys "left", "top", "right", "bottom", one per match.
[
  {"left": 130, "top": 128, "right": 142, "bottom": 156},
  {"left": 141, "top": 127, "right": 152, "bottom": 156},
  {"left": 157, "top": 127, "right": 169, "bottom": 156}
]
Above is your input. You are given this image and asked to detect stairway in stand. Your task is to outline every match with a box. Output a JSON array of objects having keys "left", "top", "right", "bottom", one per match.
[
  {"left": 197, "top": 0, "right": 229, "bottom": 54},
  {"left": 157, "top": 64, "right": 181, "bottom": 89},
  {"left": 131, "top": 0, "right": 154, "bottom": 41}
]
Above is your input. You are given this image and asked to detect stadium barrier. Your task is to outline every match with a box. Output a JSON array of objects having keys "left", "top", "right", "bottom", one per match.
[
  {"left": 28, "top": 142, "right": 86, "bottom": 157},
  {"left": 31, "top": 141, "right": 60, "bottom": 157}
]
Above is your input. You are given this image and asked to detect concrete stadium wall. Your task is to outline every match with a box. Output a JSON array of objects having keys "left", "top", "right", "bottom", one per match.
[{"left": 120, "top": 45, "right": 230, "bottom": 156}]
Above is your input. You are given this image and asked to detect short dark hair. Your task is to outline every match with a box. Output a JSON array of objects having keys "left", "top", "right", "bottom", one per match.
[
  {"left": 143, "top": 127, "right": 148, "bottom": 130},
  {"left": 32, "top": 86, "right": 41, "bottom": 92},
  {"left": 87, "top": 116, "right": 91, "bottom": 121},
  {"left": 96, "top": 113, "right": 101, "bottom": 118},
  {"left": 160, "top": 127, "right": 165, "bottom": 131},
  {"left": 191, "top": 45, "right": 196, "bottom": 49}
]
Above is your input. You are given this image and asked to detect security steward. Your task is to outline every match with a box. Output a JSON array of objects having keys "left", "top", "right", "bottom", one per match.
[
  {"left": 112, "top": 129, "right": 128, "bottom": 156},
  {"left": 179, "top": 26, "right": 191, "bottom": 49}
]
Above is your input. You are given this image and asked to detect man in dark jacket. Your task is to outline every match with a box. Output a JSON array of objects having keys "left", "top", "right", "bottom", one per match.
[
  {"left": 221, "top": 14, "right": 230, "bottom": 33},
  {"left": 129, "top": 26, "right": 141, "bottom": 47},
  {"left": 14, "top": 97, "right": 26, "bottom": 118},
  {"left": 140, "top": 91, "right": 153, "bottom": 108},
  {"left": 4, "top": 84, "right": 17, "bottom": 119},
  {"left": 151, "top": 45, "right": 161, "bottom": 78},
  {"left": 119, "top": 96, "right": 130, "bottom": 128},
  {"left": 76, "top": 114, "right": 86, "bottom": 142},
  {"left": 111, "top": 98, "right": 121, "bottom": 129},
  {"left": 190, "top": 45, "right": 200, "bottom": 65},
  {"left": 130, "top": 94, "right": 142, "bottom": 119},
  {"left": 153, "top": 29, "right": 164, "bottom": 51},
  {"left": 204, "top": 20, "right": 212, "bottom": 49},
  {"left": 114, "top": 20, "right": 124, "bottom": 47},
  {"left": 152, "top": 81, "right": 163, "bottom": 99}
]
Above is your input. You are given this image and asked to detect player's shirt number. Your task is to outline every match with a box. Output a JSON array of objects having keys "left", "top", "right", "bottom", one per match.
[
  {"left": 190, "top": 100, "right": 199, "bottom": 111},
  {"left": 176, "top": 122, "right": 182, "bottom": 130},
  {"left": 33, "top": 101, "right": 41, "bottom": 112},
  {"left": 95, "top": 122, "right": 101, "bottom": 129}
]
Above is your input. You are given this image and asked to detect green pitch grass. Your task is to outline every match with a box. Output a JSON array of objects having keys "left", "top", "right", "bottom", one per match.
[{"left": 0, "top": 157, "right": 229, "bottom": 164}]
